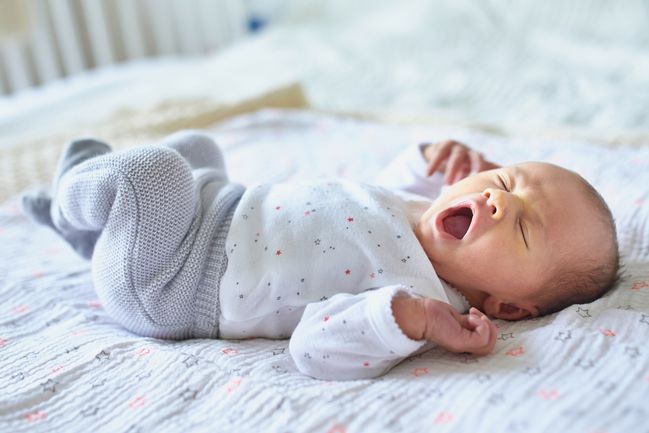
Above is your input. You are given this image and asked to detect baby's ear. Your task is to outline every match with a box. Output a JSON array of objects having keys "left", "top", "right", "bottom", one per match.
[{"left": 483, "top": 296, "right": 538, "bottom": 321}]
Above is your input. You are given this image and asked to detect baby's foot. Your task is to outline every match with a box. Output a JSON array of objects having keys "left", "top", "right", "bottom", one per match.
[
  {"left": 22, "top": 138, "right": 112, "bottom": 259},
  {"left": 21, "top": 188, "right": 55, "bottom": 227},
  {"left": 52, "top": 138, "right": 112, "bottom": 191}
]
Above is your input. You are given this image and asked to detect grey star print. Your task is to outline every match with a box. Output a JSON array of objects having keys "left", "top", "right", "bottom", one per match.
[
  {"left": 41, "top": 378, "right": 57, "bottom": 393},
  {"left": 575, "top": 358, "right": 595, "bottom": 370},
  {"left": 180, "top": 388, "right": 198, "bottom": 401},
  {"left": 81, "top": 406, "right": 99, "bottom": 417},
  {"left": 576, "top": 307, "right": 592, "bottom": 318},
  {"left": 95, "top": 350, "right": 110, "bottom": 362},
  {"left": 624, "top": 346, "right": 640, "bottom": 359},
  {"left": 183, "top": 355, "right": 199, "bottom": 367}
]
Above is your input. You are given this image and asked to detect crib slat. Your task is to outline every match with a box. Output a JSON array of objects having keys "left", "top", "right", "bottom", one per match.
[
  {"left": 223, "top": 0, "right": 247, "bottom": 41},
  {"left": 49, "top": 0, "right": 85, "bottom": 75},
  {"left": 170, "top": 0, "right": 203, "bottom": 55},
  {"left": 197, "top": 0, "right": 226, "bottom": 51},
  {"left": 2, "top": 38, "right": 33, "bottom": 92},
  {"left": 0, "top": 54, "right": 9, "bottom": 95},
  {"left": 114, "top": 0, "right": 146, "bottom": 59},
  {"left": 144, "top": 0, "right": 177, "bottom": 56},
  {"left": 30, "top": 0, "right": 61, "bottom": 84},
  {"left": 81, "top": 0, "right": 115, "bottom": 67},
  {"left": 0, "top": 0, "right": 248, "bottom": 94}
]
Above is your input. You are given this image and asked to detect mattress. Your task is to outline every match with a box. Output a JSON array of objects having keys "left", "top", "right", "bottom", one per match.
[{"left": 1, "top": 109, "right": 648, "bottom": 433}]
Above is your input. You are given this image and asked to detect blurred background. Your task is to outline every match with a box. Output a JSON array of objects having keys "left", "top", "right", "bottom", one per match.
[{"left": 0, "top": 0, "right": 648, "bottom": 148}]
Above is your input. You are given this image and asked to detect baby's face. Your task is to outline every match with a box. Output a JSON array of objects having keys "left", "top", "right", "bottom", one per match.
[{"left": 415, "top": 162, "right": 605, "bottom": 319}]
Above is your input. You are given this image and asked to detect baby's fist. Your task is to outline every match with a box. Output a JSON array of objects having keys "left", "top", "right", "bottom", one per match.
[{"left": 423, "top": 301, "right": 497, "bottom": 356}]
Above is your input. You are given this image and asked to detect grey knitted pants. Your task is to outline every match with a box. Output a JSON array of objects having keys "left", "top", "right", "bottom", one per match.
[{"left": 50, "top": 131, "right": 244, "bottom": 339}]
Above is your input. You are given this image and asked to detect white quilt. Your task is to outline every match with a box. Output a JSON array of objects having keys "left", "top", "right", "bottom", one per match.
[{"left": 1, "top": 109, "right": 648, "bottom": 433}]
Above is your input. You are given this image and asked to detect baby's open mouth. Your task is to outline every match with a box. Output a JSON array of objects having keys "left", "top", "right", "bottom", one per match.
[{"left": 442, "top": 207, "right": 473, "bottom": 239}]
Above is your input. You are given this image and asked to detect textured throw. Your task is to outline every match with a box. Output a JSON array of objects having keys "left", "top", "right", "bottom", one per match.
[{"left": 1, "top": 110, "right": 648, "bottom": 433}]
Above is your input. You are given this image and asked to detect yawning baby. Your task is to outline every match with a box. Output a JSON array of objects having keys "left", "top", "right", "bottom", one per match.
[{"left": 22, "top": 133, "right": 620, "bottom": 380}]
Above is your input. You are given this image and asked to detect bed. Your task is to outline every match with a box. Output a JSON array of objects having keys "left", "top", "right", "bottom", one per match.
[{"left": 1, "top": 1, "right": 648, "bottom": 432}]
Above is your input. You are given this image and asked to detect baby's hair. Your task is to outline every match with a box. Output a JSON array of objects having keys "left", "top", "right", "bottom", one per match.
[{"left": 535, "top": 174, "right": 622, "bottom": 316}]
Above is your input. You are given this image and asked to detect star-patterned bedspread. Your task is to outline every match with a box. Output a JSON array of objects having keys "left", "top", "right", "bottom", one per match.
[{"left": 1, "top": 109, "right": 648, "bottom": 433}]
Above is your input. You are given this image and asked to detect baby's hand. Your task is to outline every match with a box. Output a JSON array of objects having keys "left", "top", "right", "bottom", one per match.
[
  {"left": 423, "top": 300, "right": 497, "bottom": 356},
  {"left": 421, "top": 140, "right": 499, "bottom": 184}
]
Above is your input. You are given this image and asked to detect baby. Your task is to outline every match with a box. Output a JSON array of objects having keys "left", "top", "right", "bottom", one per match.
[{"left": 21, "top": 132, "right": 620, "bottom": 380}]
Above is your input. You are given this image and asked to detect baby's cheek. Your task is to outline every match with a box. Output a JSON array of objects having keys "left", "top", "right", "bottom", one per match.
[{"left": 464, "top": 237, "right": 518, "bottom": 278}]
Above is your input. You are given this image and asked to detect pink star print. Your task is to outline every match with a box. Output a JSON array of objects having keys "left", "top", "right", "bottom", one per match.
[
  {"left": 0, "top": 338, "right": 7, "bottom": 348},
  {"left": 347, "top": 217, "right": 354, "bottom": 222},
  {"left": 25, "top": 411, "right": 47, "bottom": 422},
  {"left": 13, "top": 304, "right": 28, "bottom": 314},
  {"left": 128, "top": 396, "right": 146, "bottom": 409},
  {"left": 275, "top": 250, "right": 282, "bottom": 256},
  {"left": 434, "top": 412, "right": 454, "bottom": 425},
  {"left": 225, "top": 378, "right": 242, "bottom": 394},
  {"left": 275, "top": 206, "right": 281, "bottom": 211},
  {"left": 632, "top": 281, "right": 649, "bottom": 290},
  {"left": 137, "top": 347, "right": 152, "bottom": 357},
  {"left": 304, "top": 211, "right": 311, "bottom": 216},
  {"left": 369, "top": 272, "right": 376, "bottom": 279},
  {"left": 599, "top": 329, "right": 616, "bottom": 337},
  {"left": 344, "top": 269, "right": 351, "bottom": 275},
  {"left": 537, "top": 389, "right": 560, "bottom": 400},
  {"left": 412, "top": 367, "right": 429, "bottom": 377},
  {"left": 363, "top": 361, "right": 370, "bottom": 367},
  {"left": 506, "top": 346, "right": 525, "bottom": 357},
  {"left": 326, "top": 424, "right": 347, "bottom": 433},
  {"left": 323, "top": 315, "right": 330, "bottom": 322}
]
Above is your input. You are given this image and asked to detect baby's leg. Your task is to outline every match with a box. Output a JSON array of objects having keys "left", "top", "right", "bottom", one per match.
[
  {"left": 53, "top": 145, "right": 205, "bottom": 339},
  {"left": 159, "top": 130, "right": 227, "bottom": 176}
]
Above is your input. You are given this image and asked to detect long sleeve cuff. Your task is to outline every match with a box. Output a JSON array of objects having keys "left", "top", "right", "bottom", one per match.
[
  {"left": 367, "top": 286, "right": 427, "bottom": 356},
  {"left": 374, "top": 143, "right": 445, "bottom": 200}
]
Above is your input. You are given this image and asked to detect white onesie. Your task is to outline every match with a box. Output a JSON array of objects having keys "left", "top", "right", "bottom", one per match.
[{"left": 218, "top": 143, "right": 470, "bottom": 380}]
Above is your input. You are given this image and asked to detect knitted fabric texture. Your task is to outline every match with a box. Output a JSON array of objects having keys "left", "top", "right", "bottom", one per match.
[{"left": 53, "top": 136, "right": 243, "bottom": 339}]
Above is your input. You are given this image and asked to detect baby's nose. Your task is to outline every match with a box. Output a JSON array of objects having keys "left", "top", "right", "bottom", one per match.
[{"left": 483, "top": 189, "right": 505, "bottom": 219}]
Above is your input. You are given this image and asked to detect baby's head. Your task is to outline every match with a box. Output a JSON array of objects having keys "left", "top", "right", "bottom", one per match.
[{"left": 414, "top": 162, "right": 620, "bottom": 320}]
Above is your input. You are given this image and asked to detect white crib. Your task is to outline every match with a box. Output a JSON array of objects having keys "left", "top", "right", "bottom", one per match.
[{"left": 0, "top": 0, "right": 248, "bottom": 95}]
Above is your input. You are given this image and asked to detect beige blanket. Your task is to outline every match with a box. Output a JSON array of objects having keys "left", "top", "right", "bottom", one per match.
[{"left": 0, "top": 83, "right": 307, "bottom": 203}]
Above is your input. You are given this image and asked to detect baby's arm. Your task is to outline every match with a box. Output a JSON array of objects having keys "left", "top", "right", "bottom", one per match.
[
  {"left": 289, "top": 286, "right": 497, "bottom": 380},
  {"left": 289, "top": 286, "right": 428, "bottom": 380},
  {"left": 375, "top": 140, "right": 500, "bottom": 199},
  {"left": 374, "top": 142, "right": 445, "bottom": 199}
]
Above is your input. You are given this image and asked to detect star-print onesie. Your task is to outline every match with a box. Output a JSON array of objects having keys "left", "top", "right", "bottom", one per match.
[{"left": 220, "top": 143, "right": 470, "bottom": 380}]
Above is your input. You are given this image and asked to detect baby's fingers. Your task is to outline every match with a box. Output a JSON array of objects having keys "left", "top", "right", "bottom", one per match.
[
  {"left": 467, "top": 311, "right": 497, "bottom": 356},
  {"left": 468, "top": 150, "right": 488, "bottom": 174},
  {"left": 452, "top": 164, "right": 471, "bottom": 184},
  {"left": 425, "top": 142, "right": 454, "bottom": 176},
  {"left": 445, "top": 148, "right": 468, "bottom": 185}
]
